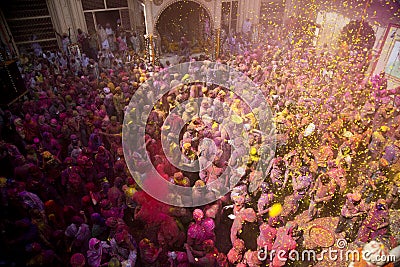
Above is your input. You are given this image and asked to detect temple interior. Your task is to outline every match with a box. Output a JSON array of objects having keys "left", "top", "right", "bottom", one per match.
[{"left": 0, "top": 0, "right": 400, "bottom": 266}]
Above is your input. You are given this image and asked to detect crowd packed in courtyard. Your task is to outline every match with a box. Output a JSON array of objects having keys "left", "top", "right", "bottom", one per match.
[{"left": 0, "top": 20, "right": 399, "bottom": 267}]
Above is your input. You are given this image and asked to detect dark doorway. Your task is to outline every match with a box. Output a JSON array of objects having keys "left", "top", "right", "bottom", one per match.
[
  {"left": 96, "top": 10, "right": 120, "bottom": 30},
  {"left": 156, "top": 0, "right": 211, "bottom": 54}
]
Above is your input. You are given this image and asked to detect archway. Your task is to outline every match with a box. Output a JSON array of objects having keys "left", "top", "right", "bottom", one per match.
[
  {"left": 155, "top": 0, "right": 212, "bottom": 55},
  {"left": 338, "top": 20, "right": 376, "bottom": 72},
  {"left": 339, "top": 20, "right": 376, "bottom": 52}
]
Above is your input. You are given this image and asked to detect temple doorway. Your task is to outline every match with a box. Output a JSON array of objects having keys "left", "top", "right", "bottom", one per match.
[{"left": 155, "top": 0, "right": 212, "bottom": 55}]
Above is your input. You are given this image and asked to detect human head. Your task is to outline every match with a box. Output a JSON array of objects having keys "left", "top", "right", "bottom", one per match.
[
  {"left": 70, "top": 253, "right": 86, "bottom": 267},
  {"left": 193, "top": 209, "right": 204, "bottom": 222},
  {"left": 110, "top": 116, "right": 117, "bottom": 125},
  {"left": 108, "top": 257, "right": 121, "bottom": 267},
  {"left": 376, "top": 199, "right": 387, "bottom": 211},
  {"left": 347, "top": 192, "right": 362, "bottom": 203}
]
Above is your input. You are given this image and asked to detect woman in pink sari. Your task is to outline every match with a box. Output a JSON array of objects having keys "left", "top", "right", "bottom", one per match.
[
  {"left": 271, "top": 223, "right": 298, "bottom": 267},
  {"left": 227, "top": 238, "right": 245, "bottom": 265},
  {"left": 86, "top": 237, "right": 111, "bottom": 267},
  {"left": 357, "top": 199, "right": 389, "bottom": 243},
  {"left": 187, "top": 209, "right": 207, "bottom": 251}
]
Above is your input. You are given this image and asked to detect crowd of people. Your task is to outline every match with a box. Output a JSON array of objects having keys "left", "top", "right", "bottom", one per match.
[{"left": 0, "top": 17, "right": 399, "bottom": 267}]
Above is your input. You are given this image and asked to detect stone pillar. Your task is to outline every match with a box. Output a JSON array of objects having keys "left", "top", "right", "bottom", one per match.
[
  {"left": 46, "top": 0, "right": 86, "bottom": 44},
  {"left": 235, "top": 0, "right": 260, "bottom": 42},
  {"left": 284, "top": 0, "right": 299, "bottom": 20},
  {"left": 252, "top": 0, "right": 262, "bottom": 26},
  {"left": 67, "top": 0, "right": 87, "bottom": 34},
  {"left": 143, "top": 0, "right": 154, "bottom": 35},
  {"left": 46, "top": 0, "right": 62, "bottom": 48},
  {"left": 248, "top": 0, "right": 260, "bottom": 23},
  {"left": 142, "top": 0, "right": 155, "bottom": 63},
  {"left": 127, "top": 0, "right": 145, "bottom": 33},
  {"left": 238, "top": 1, "right": 245, "bottom": 33},
  {"left": 46, "top": 0, "right": 76, "bottom": 44},
  {"left": 239, "top": 0, "right": 261, "bottom": 31},
  {"left": 213, "top": 0, "right": 222, "bottom": 31},
  {"left": 213, "top": 0, "right": 222, "bottom": 58},
  {"left": 127, "top": 0, "right": 137, "bottom": 32}
]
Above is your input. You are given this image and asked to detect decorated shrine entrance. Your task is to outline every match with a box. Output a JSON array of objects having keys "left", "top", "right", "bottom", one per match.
[{"left": 155, "top": 0, "right": 212, "bottom": 55}]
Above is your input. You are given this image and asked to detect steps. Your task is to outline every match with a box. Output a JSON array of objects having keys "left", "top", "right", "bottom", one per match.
[{"left": 1, "top": 0, "right": 58, "bottom": 54}]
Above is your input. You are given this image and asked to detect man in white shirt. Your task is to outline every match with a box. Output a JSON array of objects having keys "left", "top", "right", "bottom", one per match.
[
  {"left": 81, "top": 53, "right": 89, "bottom": 69},
  {"left": 130, "top": 32, "right": 140, "bottom": 54},
  {"left": 105, "top": 23, "right": 115, "bottom": 51},
  {"left": 242, "top": 18, "right": 252, "bottom": 40}
]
